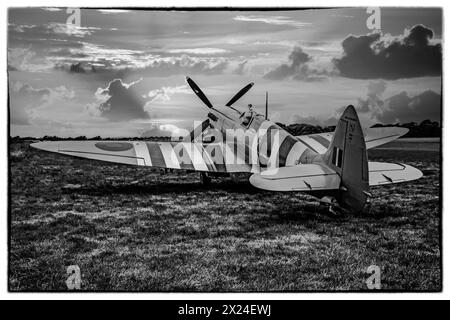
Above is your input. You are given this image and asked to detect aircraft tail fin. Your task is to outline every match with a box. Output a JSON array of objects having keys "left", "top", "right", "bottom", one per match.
[{"left": 323, "top": 105, "right": 369, "bottom": 211}]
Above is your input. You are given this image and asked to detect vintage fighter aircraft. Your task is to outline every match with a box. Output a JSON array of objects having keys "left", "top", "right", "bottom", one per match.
[{"left": 31, "top": 77, "right": 422, "bottom": 212}]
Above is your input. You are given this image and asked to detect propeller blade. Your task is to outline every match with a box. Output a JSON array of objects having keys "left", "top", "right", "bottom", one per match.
[
  {"left": 186, "top": 76, "right": 213, "bottom": 109},
  {"left": 225, "top": 82, "right": 254, "bottom": 107}
]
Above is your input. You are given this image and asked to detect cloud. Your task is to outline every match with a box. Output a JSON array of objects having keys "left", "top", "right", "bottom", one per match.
[
  {"left": 97, "top": 9, "right": 131, "bottom": 14},
  {"left": 141, "top": 123, "right": 187, "bottom": 138},
  {"left": 9, "top": 82, "right": 75, "bottom": 125},
  {"left": 290, "top": 114, "right": 338, "bottom": 127},
  {"left": 264, "top": 47, "right": 310, "bottom": 80},
  {"left": 7, "top": 47, "right": 53, "bottom": 72},
  {"left": 68, "top": 62, "right": 86, "bottom": 73},
  {"left": 233, "top": 15, "right": 311, "bottom": 28},
  {"left": 10, "top": 23, "right": 99, "bottom": 38},
  {"left": 9, "top": 22, "right": 232, "bottom": 76},
  {"left": 144, "top": 85, "right": 191, "bottom": 102},
  {"left": 234, "top": 60, "right": 248, "bottom": 75},
  {"left": 86, "top": 79, "right": 150, "bottom": 122},
  {"left": 334, "top": 24, "right": 442, "bottom": 79},
  {"left": 351, "top": 81, "right": 441, "bottom": 123},
  {"left": 168, "top": 48, "right": 229, "bottom": 55},
  {"left": 42, "top": 8, "right": 63, "bottom": 12},
  {"left": 375, "top": 90, "right": 441, "bottom": 124},
  {"left": 263, "top": 47, "right": 330, "bottom": 81},
  {"left": 356, "top": 81, "right": 386, "bottom": 113},
  {"left": 50, "top": 43, "right": 230, "bottom": 76}
]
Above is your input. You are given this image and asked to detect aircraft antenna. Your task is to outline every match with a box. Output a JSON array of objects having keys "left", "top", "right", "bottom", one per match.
[{"left": 265, "top": 91, "right": 268, "bottom": 120}]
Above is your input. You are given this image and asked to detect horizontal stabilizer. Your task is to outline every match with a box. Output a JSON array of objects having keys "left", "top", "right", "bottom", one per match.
[
  {"left": 364, "top": 127, "right": 409, "bottom": 149},
  {"left": 369, "top": 162, "right": 423, "bottom": 186},
  {"left": 249, "top": 163, "right": 340, "bottom": 191},
  {"left": 298, "top": 126, "right": 409, "bottom": 153}
]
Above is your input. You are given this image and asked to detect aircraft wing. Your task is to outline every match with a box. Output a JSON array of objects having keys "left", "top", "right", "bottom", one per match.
[
  {"left": 296, "top": 127, "right": 409, "bottom": 153},
  {"left": 249, "top": 161, "right": 422, "bottom": 191},
  {"left": 249, "top": 163, "right": 341, "bottom": 191},
  {"left": 31, "top": 140, "right": 256, "bottom": 173}
]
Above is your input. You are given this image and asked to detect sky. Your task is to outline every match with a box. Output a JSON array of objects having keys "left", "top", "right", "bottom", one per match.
[{"left": 8, "top": 7, "right": 442, "bottom": 137}]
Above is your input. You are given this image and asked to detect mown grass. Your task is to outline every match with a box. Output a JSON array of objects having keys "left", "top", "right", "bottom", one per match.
[{"left": 9, "top": 141, "right": 441, "bottom": 291}]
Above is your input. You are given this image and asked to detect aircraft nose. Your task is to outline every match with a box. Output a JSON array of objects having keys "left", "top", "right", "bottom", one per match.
[{"left": 30, "top": 141, "right": 59, "bottom": 153}]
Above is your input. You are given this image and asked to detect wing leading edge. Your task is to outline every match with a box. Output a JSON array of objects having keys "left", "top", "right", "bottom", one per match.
[{"left": 30, "top": 140, "right": 254, "bottom": 173}]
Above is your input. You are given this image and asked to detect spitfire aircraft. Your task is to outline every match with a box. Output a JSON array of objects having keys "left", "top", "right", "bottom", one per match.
[{"left": 31, "top": 77, "right": 423, "bottom": 213}]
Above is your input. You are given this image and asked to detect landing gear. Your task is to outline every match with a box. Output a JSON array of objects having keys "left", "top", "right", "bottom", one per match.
[
  {"left": 230, "top": 173, "right": 240, "bottom": 183},
  {"left": 200, "top": 172, "right": 211, "bottom": 185},
  {"left": 319, "top": 196, "right": 342, "bottom": 216},
  {"left": 328, "top": 204, "right": 340, "bottom": 216}
]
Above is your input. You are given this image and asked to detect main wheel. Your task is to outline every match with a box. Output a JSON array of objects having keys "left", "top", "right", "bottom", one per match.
[{"left": 200, "top": 172, "right": 211, "bottom": 185}]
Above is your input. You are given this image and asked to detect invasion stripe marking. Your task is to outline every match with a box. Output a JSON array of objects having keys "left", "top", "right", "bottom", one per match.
[
  {"left": 266, "top": 125, "right": 276, "bottom": 157},
  {"left": 299, "top": 148, "right": 317, "bottom": 164},
  {"left": 301, "top": 136, "right": 328, "bottom": 153},
  {"left": 278, "top": 135, "right": 298, "bottom": 167},
  {"left": 133, "top": 142, "right": 151, "bottom": 166},
  {"left": 267, "top": 130, "right": 284, "bottom": 168},
  {"left": 199, "top": 145, "right": 216, "bottom": 172},
  {"left": 173, "top": 143, "right": 195, "bottom": 171},
  {"left": 310, "top": 135, "right": 330, "bottom": 149},
  {"left": 147, "top": 143, "right": 166, "bottom": 168},
  {"left": 284, "top": 141, "right": 308, "bottom": 166},
  {"left": 224, "top": 142, "right": 236, "bottom": 171},
  {"left": 159, "top": 143, "right": 181, "bottom": 169},
  {"left": 297, "top": 136, "right": 327, "bottom": 154},
  {"left": 205, "top": 144, "right": 227, "bottom": 172},
  {"left": 184, "top": 143, "right": 208, "bottom": 171}
]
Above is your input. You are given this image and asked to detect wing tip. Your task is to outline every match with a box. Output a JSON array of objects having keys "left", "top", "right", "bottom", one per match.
[{"left": 30, "top": 141, "right": 59, "bottom": 153}]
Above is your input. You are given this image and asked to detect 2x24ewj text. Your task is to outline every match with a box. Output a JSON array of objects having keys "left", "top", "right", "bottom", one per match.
[{"left": 178, "top": 304, "right": 271, "bottom": 318}]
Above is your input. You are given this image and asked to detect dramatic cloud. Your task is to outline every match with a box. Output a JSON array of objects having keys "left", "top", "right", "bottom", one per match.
[
  {"left": 69, "top": 62, "right": 86, "bottom": 73},
  {"left": 50, "top": 45, "right": 231, "bottom": 77},
  {"left": 376, "top": 90, "right": 441, "bottom": 124},
  {"left": 10, "top": 22, "right": 99, "bottom": 38},
  {"left": 97, "top": 9, "right": 131, "bottom": 14},
  {"left": 141, "top": 123, "right": 187, "bottom": 138},
  {"left": 87, "top": 79, "right": 149, "bottom": 122},
  {"left": 41, "top": 8, "right": 63, "bottom": 12},
  {"left": 356, "top": 81, "right": 386, "bottom": 113},
  {"left": 352, "top": 81, "right": 441, "bottom": 123},
  {"left": 233, "top": 15, "right": 312, "bottom": 28},
  {"left": 8, "top": 47, "right": 52, "bottom": 72},
  {"left": 234, "top": 60, "right": 248, "bottom": 75},
  {"left": 290, "top": 114, "right": 338, "bottom": 127},
  {"left": 9, "top": 82, "right": 74, "bottom": 125},
  {"left": 263, "top": 47, "right": 329, "bottom": 81},
  {"left": 334, "top": 24, "right": 442, "bottom": 79},
  {"left": 145, "top": 85, "right": 191, "bottom": 102},
  {"left": 168, "top": 48, "right": 229, "bottom": 55},
  {"left": 8, "top": 8, "right": 443, "bottom": 138}
]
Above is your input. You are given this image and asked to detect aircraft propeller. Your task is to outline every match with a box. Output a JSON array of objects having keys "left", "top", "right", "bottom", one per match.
[
  {"left": 186, "top": 76, "right": 254, "bottom": 110},
  {"left": 185, "top": 76, "right": 255, "bottom": 141}
]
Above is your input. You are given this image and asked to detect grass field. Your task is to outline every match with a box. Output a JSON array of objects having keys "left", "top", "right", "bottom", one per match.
[{"left": 9, "top": 138, "right": 441, "bottom": 291}]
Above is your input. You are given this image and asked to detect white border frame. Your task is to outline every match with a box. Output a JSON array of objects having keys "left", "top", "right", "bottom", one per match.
[{"left": 1, "top": 0, "right": 447, "bottom": 299}]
